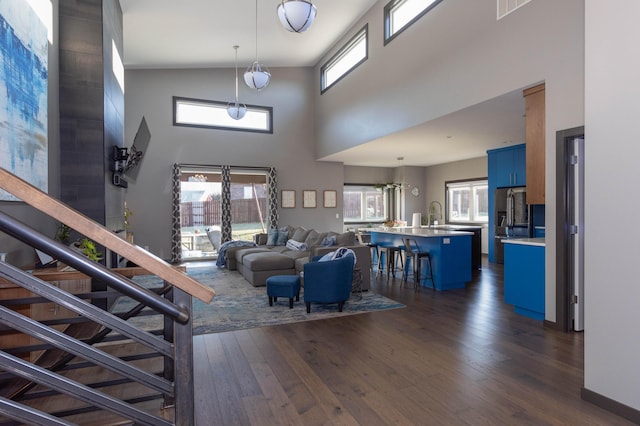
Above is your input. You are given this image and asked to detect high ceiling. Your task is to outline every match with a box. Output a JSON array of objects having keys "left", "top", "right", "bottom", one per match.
[
  {"left": 119, "top": 0, "right": 526, "bottom": 168},
  {"left": 119, "top": 0, "right": 379, "bottom": 68}
]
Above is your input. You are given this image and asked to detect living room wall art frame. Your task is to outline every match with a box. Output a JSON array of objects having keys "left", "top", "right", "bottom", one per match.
[
  {"left": 323, "top": 190, "right": 337, "bottom": 208},
  {"left": 0, "top": 2, "right": 49, "bottom": 201},
  {"left": 303, "top": 190, "right": 316, "bottom": 208},
  {"left": 281, "top": 190, "right": 295, "bottom": 208}
]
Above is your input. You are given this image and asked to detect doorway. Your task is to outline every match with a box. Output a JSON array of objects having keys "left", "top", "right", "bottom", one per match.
[
  {"left": 555, "top": 126, "right": 585, "bottom": 332},
  {"left": 177, "top": 166, "right": 268, "bottom": 260}
]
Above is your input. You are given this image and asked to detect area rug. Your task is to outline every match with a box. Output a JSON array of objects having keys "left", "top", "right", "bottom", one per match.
[{"left": 112, "top": 264, "right": 405, "bottom": 335}]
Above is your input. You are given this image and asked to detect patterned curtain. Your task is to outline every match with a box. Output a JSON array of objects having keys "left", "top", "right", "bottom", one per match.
[
  {"left": 170, "top": 164, "right": 182, "bottom": 263},
  {"left": 221, "top": 165, "right": 233, "bottom": 243},
  {"left": 267, "top": 167, "right": 278, "bottom": 229}
]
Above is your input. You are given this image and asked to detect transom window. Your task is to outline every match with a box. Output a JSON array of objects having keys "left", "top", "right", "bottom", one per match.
[
  {"left": 343, "top": 184, "right": 387, "bottom": 223},
  {"left": 321, "top": 25, "right": 368, "bottom": 93},
  {"left": 173, "top": 96, "right": 273, "bottom": 133},
  {"left": 446, "top": 179, "right": 488, "bottom": 223},
  {"left": 497, "top": 0, "right": 531, "bottom": 20},
  {"left": 384, "top": 0, "right": 443, "bottom": 44}
]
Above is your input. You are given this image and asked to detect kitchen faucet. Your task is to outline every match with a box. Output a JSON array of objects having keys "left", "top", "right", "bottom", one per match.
[{"left": 428, "top": 201, "right": 443, "bottom": 227}]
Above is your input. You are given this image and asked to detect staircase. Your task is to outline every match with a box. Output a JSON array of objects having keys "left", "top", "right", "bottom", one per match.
[{"left": 0, "top": 167, "right": 216, "bottom": 425}]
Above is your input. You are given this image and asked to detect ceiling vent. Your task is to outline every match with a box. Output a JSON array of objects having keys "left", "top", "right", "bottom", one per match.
[{"left": 497, "top": 0, "right": 531, "bottom": 20}]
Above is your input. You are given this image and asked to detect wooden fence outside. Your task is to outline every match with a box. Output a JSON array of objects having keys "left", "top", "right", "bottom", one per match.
[{"left": 180, "top": 199, "right": 267, "bottom": 227}]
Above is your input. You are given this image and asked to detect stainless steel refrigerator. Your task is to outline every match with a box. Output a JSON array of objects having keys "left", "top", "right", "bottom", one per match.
[{"left": 494, "top": 186, "right": 529, "bottom": 263}]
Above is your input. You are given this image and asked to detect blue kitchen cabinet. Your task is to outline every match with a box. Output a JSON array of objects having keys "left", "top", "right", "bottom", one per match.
[
  {"left": 487, "top": 143, "right": 527, "bottom": 262},
  {"left": 503, "top": 240, "right": 545, "bottom": 320},
  {"left": 490, "top": 144, "right": 526, "bottom": 188},
  {"left": 513, "top": 146, "right": 526, "bottom": 185},
  {"left": 496, "top": 149, "right": 514, "bottom": 187}
]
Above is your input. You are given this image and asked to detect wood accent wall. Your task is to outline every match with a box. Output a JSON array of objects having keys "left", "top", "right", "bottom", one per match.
[{"left": 524, "top": 83, "right": 546, "bottom": 204}]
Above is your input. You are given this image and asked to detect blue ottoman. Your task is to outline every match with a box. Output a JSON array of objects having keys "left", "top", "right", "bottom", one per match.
[{"left": 266, "top": 275, "right": 301, "bottom": 309}]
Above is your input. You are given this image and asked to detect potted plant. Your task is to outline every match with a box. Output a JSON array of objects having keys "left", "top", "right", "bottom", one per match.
[
  {"left": 124, "top": 201, "right": 134, "bottom": 243},
  {"left": 75, "top": 238, "right": 103, "bottom": 262},
  {"left": 55, "top": 223, "right": 71, "bottom": 245}
]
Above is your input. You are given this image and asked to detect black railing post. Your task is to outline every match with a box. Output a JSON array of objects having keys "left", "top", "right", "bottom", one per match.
[
  {"left": 163, "top": 285, "right": 175, "bottom": 408},
  {"left": 164, "top": 285, "right": 194, "bottom": 425}
]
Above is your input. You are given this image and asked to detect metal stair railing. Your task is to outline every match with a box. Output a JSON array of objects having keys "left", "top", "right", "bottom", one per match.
[
  {"left": 0, "top": 166, "right": 215, "bottom": 305},
  {"left": 0, "top": 197, "right": 204, "bottom": 423},
  {"left": 0, "top": 395, "right": 74, "bottom": 426},
  {"left": 0, "top": 225, "right": 193, "bottom": 424},
  {"left": 0, "top": 211, "right": 189, "bottom": 324},
  {"left": 0, "top": 268, "right": 172, "bottom": 391},
  {"left": 0, "top": 350, "right": 172, "bottom": 426},
  {"left": 0, "top": 280, "right": 176, "bottom": 403}
]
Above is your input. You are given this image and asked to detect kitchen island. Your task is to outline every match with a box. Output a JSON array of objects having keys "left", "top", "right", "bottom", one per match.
[
  {"left": 427, "top": 224, "right": 483, "bottom": 269},
  {"left": 503, "top": 238, "right": 545, "bottom": 320},
  {"left": 369, "top": 227, "right": 472, "bottom": 291}
]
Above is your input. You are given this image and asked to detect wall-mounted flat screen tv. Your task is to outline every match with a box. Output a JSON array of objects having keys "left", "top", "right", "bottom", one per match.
[{"left": 122, "top": 116, "right": 150, "bottom": 184}]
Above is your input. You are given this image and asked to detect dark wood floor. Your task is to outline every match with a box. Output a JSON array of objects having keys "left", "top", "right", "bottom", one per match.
[{"left": 192, "top": 256, "right": 633, "bottom": 425}]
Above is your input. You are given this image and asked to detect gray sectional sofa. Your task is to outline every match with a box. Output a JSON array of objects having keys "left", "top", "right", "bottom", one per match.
[{"left": 225, "top": 226, "right": 371, "bottom": 289}]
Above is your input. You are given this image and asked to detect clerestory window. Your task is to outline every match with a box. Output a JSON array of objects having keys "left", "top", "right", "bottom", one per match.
[
  {"left": 173, "top": 96, "right": 273, "bottom": 134},
  {"left": 384, "top": 0, "right": 443, "bottom": 45},
  {"left": 321, "top": 25, "right": 368, "bottom": 93}
]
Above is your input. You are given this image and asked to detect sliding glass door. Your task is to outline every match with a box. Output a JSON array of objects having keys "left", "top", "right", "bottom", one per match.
[
  {"left": 180, "top": 171, "right": 221, "bottom": 260},
  {"left": 178, "top": 166, "right": 268, "bottom": 260},
  {"left": 227, "top": 172, "right": 268, "bottom": 240}
]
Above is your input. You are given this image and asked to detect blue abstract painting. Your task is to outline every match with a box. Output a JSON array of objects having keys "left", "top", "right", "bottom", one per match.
[{"left": 0, "top": 1, "right": 48, "bottom": 201}]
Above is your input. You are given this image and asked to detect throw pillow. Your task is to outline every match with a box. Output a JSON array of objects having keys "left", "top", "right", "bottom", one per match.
[
  {"left": 291, "top": 226, "right": 310, "bottom": 242},
  {"left": 284, "top": 225, "right": 295, "bottom": 240},
  {"left": 276, "top": 227, "right": 289, "bottom": 246},
  {"left": 304, "top": 230, "right": 326, "bottom": 247},
  {"left": 321, "top": 235, "right": 337, "bottom": 246},
  {"left": 304, "top": 229, "right": 318, "bottom": 246},
  {"left": 266, "top": 229, "right": 279, "bottom": 246}
]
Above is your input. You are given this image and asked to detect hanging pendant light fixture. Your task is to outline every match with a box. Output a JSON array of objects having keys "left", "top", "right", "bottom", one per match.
[
  {"left": 277, "top": 0, "right": 317, "bottom": 33},
  {"left": 244, "top": 0, "right": 271, "bottom": 91},
  {"left": 227, "top": 45, "right": 247, "bottom": 120}
]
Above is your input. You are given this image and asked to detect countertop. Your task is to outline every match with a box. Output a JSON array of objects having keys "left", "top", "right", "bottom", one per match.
[
  {"left": 501, "top": 237, "right": 545, "bottom": 247},
  {"left": 426, "top": 224, "right": 484, "bottom": 230},
  {"left": 366, "top": 226, "right": 474, "bottom": 237}
]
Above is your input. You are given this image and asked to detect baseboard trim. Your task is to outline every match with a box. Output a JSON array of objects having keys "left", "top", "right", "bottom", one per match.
[{"left": 581, "top": 387, "right": 640, "bottom": 424}]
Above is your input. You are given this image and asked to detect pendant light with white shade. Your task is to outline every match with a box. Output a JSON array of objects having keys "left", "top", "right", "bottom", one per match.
[
  {"left": 277, "top": 0, "right": 317, "bottom": 33},
  {"left": 244, "top": 0, "right": 271, "bottom": 91},
  {"left": 227, "top": 45, "right": 247, "bottom": 120}
]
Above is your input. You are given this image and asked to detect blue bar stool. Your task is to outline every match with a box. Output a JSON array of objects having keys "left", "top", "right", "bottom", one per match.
[{"left": 402, "top": 238, "right": 434, "bottom": 290}]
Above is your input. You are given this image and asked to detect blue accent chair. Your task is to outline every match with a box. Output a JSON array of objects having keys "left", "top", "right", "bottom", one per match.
[{"left": 303, "top": 255, "right": 355, "bottom": 313}]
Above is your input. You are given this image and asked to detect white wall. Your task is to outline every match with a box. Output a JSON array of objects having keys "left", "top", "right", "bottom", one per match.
[
  {"left": 124, "top": 67, "right": 345, "bottom": 259},
  {"left": 393, "top": 166, "right": 426, "bottom": 223},
  {"left": 343, "top": 166, "right": 393, "bottom": 186},
  {"left": 584, "top": 0, "right": 640, "bottom": 411},
  {"left": 315, "top": 0, "right": 585, "bottom": 323}
]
